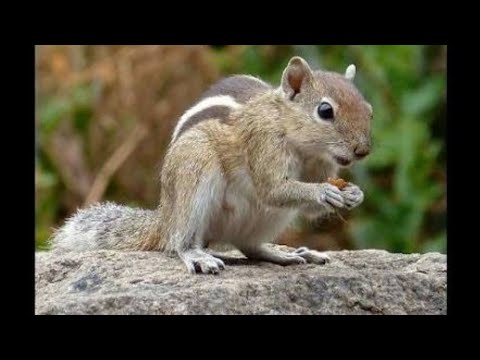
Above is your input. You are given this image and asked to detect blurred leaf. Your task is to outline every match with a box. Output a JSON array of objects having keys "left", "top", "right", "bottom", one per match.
[
  {"left": 36, "top": 170, "right": 58, "bottom": 188},
  {"left": 401, "top": 76, "right": 444, "bottom": 116},
  {"left": 39, "top": 97, "right": 71, "bottom": 133},
  {"left": 420, "top": 233, "right": 446, "bottom": 253}
]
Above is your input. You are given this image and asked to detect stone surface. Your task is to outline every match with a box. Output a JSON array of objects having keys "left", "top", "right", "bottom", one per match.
[{"left": 35, "top": 245, "right": 447, "bottom": 315}]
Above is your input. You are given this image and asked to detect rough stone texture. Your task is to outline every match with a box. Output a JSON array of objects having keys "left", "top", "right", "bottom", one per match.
[{"left": 35, "top": 245, "right": 447, "bottom": 315}]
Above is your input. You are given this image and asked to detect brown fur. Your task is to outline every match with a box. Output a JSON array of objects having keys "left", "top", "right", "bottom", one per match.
[{"left": 51, "top": 56, "right": 372, "bottom": 274}]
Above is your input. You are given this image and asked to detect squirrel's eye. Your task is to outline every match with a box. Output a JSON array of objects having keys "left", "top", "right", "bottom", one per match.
[{"left": 318, "top": 102, "right": 334, "bottom": 121}]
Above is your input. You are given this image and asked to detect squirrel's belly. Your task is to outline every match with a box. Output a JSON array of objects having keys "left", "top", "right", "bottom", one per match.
[{"left": 206, "top": 170, "right": 297, "bottom": 246}]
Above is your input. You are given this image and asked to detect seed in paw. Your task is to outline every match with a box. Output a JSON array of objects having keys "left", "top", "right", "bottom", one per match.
[{"left": 327, "top": 177, "right": 348, "bottom": 190}]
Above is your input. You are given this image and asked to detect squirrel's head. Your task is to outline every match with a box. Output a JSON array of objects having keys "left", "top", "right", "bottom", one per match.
[{"left": 279, "top": 56, "right": 373, "bottom": 167}]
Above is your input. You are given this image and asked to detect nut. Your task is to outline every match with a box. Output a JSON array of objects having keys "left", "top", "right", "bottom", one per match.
[{"left": 327, "top": 177, "right": 348, "bottom": 190}]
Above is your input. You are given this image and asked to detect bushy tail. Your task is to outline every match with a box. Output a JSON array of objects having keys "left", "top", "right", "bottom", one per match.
[{"left": 50, "top": 202, "right": 163, "bottom": 252}]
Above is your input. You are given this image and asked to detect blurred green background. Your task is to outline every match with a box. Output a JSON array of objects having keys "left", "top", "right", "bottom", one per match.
[{"left": 35, "top": 45, "right": 446, "bottom": 254}]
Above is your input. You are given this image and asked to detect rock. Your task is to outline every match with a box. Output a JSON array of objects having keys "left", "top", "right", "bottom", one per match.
[{"left": 35, "top": 245, "right": 446, "bottom": 315}]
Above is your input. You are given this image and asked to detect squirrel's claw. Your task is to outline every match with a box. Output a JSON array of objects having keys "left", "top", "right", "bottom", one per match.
[
  {"left": 341, "top": 184, "right": 364, "bottom": 209},
  {"left": 294, "top": 247, "right": 331, "bottom": 265},
  {"left": 180, "top": 249, "right": 226, "bottom": 275}
]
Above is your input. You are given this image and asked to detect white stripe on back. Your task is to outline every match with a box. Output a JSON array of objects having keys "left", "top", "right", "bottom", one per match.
[{"left": 171, "top": 95, "right": 241, "bottom": 142}]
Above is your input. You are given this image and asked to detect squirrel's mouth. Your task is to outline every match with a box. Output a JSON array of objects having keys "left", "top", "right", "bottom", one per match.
[{"left": 333, "top": 155, "right": 352, "bottom": 167}]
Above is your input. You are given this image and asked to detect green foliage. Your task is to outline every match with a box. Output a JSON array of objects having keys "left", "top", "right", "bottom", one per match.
[
  {"left": 342, "top": 46, "right": 445, "bottom": 253},
  {"left": 36, "top": 83, "right": 97, "bottom": 250},
  {"left": 39, "top": 83, "right": 95, "bottom": 135},
  {"left": 35, "top": 166, "right": 60, "bottom": 251}
]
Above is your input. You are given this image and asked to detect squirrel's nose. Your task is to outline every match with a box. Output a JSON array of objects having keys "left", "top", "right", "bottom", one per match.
[{"left": 354, "top": 144, "right": 370, "bottom": 159}]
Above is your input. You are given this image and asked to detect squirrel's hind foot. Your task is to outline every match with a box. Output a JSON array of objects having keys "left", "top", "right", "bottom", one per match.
[
  {"left": 240, "top": 245, "right": 330, "bottom": 266},
  {"left": 240, "top": 245, "right": 307, "bottom": 266},
  {"left": 179, "top": 249, "right": 226, "bottom": 274},
  {"left": 294, "top": 247, "right": 331, "bottom": 265}
]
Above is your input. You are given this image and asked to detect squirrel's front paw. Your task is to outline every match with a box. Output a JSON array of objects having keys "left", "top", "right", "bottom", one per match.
[
  {"left": 318, "top": 183, "right": 345, "bottom": 209},
  {"left": 341, "top": 184, "right": 364, "bottom": 209}
]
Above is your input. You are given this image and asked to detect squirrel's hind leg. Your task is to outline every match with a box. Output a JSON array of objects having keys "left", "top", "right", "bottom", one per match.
[
  {"left": 166, "top": 171, "right": 226, "bottom": 274},
  {"left": 161, "top": 134, "right": 227, "bottom": 274}
]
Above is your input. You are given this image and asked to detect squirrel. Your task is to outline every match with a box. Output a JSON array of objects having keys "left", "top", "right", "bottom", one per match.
[{"left": 50, "top": 56, "right": 373, "bottom": 274}]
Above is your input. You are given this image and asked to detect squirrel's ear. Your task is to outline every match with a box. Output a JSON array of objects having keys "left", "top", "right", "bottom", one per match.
[
  {"left": 281, "top": 56, "right": 314, "bottom": 99},
  {"left": 345, "top": 64, "right": 356, "bottom": 80}
]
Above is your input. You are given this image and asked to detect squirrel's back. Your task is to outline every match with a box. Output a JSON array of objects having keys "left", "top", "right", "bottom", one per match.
[{"left": 171, "top": 75, "right": 272, "bottom": 142}]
